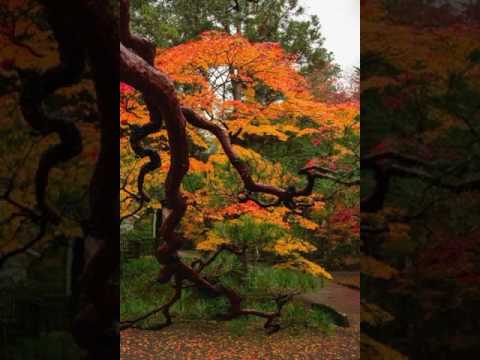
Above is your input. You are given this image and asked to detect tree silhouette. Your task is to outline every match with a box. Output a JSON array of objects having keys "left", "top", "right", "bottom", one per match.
[{"left": 1, "top": 1, "right": 119, "bottom": 357}]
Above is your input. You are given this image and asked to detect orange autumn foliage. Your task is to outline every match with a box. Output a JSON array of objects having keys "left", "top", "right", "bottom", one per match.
[
  {"left": 218, "top": 200, "right": 265, "bottom": 218},
  {"left": 155, "top": 31, "right": 357, "bottom": 140}
]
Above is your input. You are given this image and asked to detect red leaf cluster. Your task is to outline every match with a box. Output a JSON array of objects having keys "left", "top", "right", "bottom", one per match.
[{"left": 219, "top": 200, "right": 264, "bottom": 218}]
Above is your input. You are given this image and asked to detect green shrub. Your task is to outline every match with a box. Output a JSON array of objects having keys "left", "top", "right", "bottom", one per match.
[
  {"left": 214, "top": 215, "right": 286, "bottom": 252},
  {"left": 308, "top": 306, "right": 335, "bottom": 333},
  {"left": 244, "top": 266, "right": 319, "bottom": 295},
  {"left": 174, "top": 296, "right": 230, "bottom": 319},
  {"left": 283, "top": 301, "right": 309, "bottom": 325},
  {"left": 282, "top": 301, "right": 334, "bottom": 333},
  {"left": 121, "top": 255, "right": 332, "bottom": 332},
  {"left": 121, "top": 256, "right": 172, "bottom": 324},
  {"left": 202, "top": 252, "right": 243, "bottom": 276},
  {"left": 183, "top": 173, "right": 205, "bottom": 192}
]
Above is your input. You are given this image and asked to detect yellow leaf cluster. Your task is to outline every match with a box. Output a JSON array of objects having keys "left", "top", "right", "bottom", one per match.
[
  {"left": 275, "top": 256, "right": 333, "bottom": 280},
  {"left": 249, "top": 207, "right": 290, "bottom": 230},
  {"left": 241, "top": 124, "right": 290, "bottom": 141},
  {"left": 293, "top": 216, "right": 320, "bottom": 231},
  {"left": 196, "top": 232, "right": 229, "bottom": 251},
  {"left": 270, "top": 236, "right": 316, "bottom": 256}
]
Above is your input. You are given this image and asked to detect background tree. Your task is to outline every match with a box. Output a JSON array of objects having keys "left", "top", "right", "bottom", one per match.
[
  {"left": 128, "top": 0, "right": 341, "bottom": 94},
  {"left": 361, "top": 0, "right": 480, "bottom": 358}
]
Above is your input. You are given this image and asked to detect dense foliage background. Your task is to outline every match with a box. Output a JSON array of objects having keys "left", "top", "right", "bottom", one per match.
[{"left": 361, "top": 0, "right": 480, "bottom": 358}]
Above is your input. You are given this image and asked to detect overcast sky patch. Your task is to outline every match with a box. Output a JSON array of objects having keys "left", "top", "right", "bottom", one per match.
[{"left": 299, "top": 0, "right": 360, "bottom": 76}]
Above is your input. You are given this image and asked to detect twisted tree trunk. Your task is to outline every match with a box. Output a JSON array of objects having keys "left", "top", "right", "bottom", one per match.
[{"left": 17, "top": 1, "right": 120, "bottom": 357}]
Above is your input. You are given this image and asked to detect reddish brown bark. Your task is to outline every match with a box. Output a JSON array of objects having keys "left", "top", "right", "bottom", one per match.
[{"left": 120, "top": 0, "right": 162, "bottom": 205}]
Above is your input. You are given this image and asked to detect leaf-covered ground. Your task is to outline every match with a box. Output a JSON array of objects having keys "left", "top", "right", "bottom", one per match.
[{"left": 121, "top": 273, "right": 359, "bottom": 359}]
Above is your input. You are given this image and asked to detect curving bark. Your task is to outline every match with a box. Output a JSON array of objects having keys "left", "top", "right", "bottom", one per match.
[
  {"left": 120, "top": 0, "right": 162, "bottom": 205},
  {"left": 182, "top": 107, "right": 316, "bottom": 201},
  {"left": 14, "top": 1, "right": 120, "bottom": 357},
  {"left": 183, "top": 107, "right": 359, "bottom": 207},
  {"left": 361, "top": 149, "right": 480, "bottom": 213},
  {"left": 19, "top": 0, "right": 85, "bottom": 222},
  {"left": 72, "top": 2, "right": 120, "bottom": 358}
]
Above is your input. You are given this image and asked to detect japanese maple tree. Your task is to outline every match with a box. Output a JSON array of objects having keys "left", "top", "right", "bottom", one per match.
[{"left": 119, "top": 0, "right": 359, "bottom": 332}]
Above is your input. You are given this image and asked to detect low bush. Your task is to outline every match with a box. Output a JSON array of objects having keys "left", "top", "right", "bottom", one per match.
[{"left": 121, "top": 254, "right": 332, "bottom": 333}]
